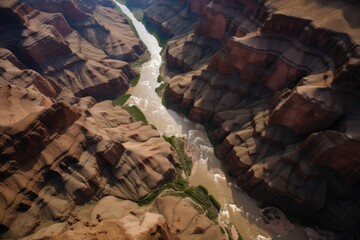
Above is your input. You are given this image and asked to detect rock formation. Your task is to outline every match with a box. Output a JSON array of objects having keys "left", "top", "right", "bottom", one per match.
[
  {"left": 0, "top": 1, "right": 227, "bottom": 239},
  {"left": 0, "top": 83, "right": 225, "bottom": 239},
  {"left": 0, "top": 0, "right": 144, "bottom": 99},
  {"left": 0, "top": 84, "right": 179, "bottom": 238},
  {"left": 158, "top": 0, "right": 360, "bottom": 234},
  {"left": 22, "top": 195, "right": 224, "bottom": 240}
]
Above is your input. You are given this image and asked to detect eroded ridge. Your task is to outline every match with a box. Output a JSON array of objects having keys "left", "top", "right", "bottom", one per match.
[{"left": 159, "top": 0, "right": 360, "bottom": 232}]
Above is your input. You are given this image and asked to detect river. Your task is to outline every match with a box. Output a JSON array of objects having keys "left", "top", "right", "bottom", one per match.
[{"left": 114, "top": 2, "right": 309, "bottom": 240}]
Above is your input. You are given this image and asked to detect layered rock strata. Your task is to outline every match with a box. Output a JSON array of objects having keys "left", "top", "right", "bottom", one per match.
[
  {"left": 23, "top": 195, "right": 224, "bottom": 240},
  {"left": 0, "top": 0, "right": 144, "bottom": 99},
  {"left": 143, "top": 0, "right": 199, "bottom": 38},
  {"left": 0, "top": 1, "right": 226, "bottom": 239},
  {"left": 0, "top": 84, "right": 179, "bottom": 238},
  {"left": 24, "top": 0, "right": 145, "bottom": 60},
  {"left": 162, "top": 0, "right": 360, "bottom": 233},
  {"left": 166, "top": 0, "right": 268, "bottom": 71},
  {"left": 0, "top": 85, "right": 224, "bottom": 239}
]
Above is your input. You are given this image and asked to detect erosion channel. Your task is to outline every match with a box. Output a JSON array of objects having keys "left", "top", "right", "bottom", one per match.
[{"left": 115, "top": 2, "right": 310, "bottom": 240}]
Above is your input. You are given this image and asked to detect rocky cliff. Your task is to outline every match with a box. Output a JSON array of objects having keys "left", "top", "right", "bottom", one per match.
[
  {"left": 0, "top": 1, "right": 227, "bottom": 239},
  {"left": 0, "top": 84, "right": 176, "bottom": 237},
  {"left": 160, "top": 0, "right": 360, "bottom": 235},
  {"left": 0, "top": 0, "right": 144, "bottom": 99},
  {"left": 0, "top": 83, "right": 225, "bottom": 239}
]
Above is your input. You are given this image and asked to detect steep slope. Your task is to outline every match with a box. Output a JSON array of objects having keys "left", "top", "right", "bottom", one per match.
[
  {"left": 160, "top": 0, "right": 360, "bottom": 233},
  {"left": 0, "top": 85, "right": 225, "bottom": 239},
  {"left": 0, "top": 84, "right": 178, "bottom": 238},
  {"left": 166, "top": 0, "right": 268, "bottom": 71},
  {"left": 0, "top": 1, "right": 228, "bottom": 239},
  {"left": 24, "top": 0, "right": 145, "bottom": 61},
  {"left": 0, "top": 0, "right": 144, "bottom": 99}
]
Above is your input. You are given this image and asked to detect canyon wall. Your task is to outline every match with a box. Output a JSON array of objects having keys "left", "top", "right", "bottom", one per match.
[
  {"left": 158, "top": 0, "right": 360, "bottom": 235},
  {"left": 0, "top": 1, "right": 226, "bottom": 239},
  {"left": 0, "top": 84, "right": 224, "bottom": 240},
  {"left": 0, "top": 0, "right": 144, "bottom": 99}
]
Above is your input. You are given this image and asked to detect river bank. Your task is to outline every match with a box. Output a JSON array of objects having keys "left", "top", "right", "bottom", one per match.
[{"left": 114, "top": 2, "right": 313, "bottom": 240}]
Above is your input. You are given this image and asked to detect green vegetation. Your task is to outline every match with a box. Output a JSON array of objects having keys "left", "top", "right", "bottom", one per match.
[
  {"left": 137, "top": 134, "right": 220, "bottom": 221},
  {"left": 115, "top": 0, "right": 169, "bottom": 46},
  {"left": 113, "top": 94, "right": 131, "bottom": 106},
  {"left": 130, "top": 50, "right": 151, "bottom": 70},
  {"left": 137, "top": 136, "right": 220, "bottom": 220},
  {"left": 183, "top": 186, "right": 220, "bottom": 221},
  {"left": 223, "top": 224, "right": 243, "bottom": 240},
  {"left": 112, "top": 95, "right": 149, "bottom": 124},
  {"left": 115, "top": 3, "right": 139, "bottom": 39},
  {"left": 138, "top": 176, "right": 187, "bottom": 206},
  {"left": 155, "top": 82, "right": 167, "bottom": 98},
  {"left": 198, "top": 185, "right": 208, "bottom": 195},
  {"left": 209, "top": 194, "right": 221, "bottom": 210},
  {"left": 116, "top": 0, "right": 144, "bottom": 21},
  {"left": 130, "top": 8, "right": 144, "bottom": 21},
  {"left": 162, "top": 135, "right": 192, "bottom": 177},
  {"left": 138, "top": 176, "right": 220, "bottom": 221},
  {"left": 131, "top": 74, "right": 140, "bottom": 87},
  {"left": 123, "top": 105, "right": 148, "bottom": 124},
  {"left": 112, "top": 0, "right": 224, "bottom": 230},
  {"left": 143, "top": 18, "right": 170, "bottom": 47}
]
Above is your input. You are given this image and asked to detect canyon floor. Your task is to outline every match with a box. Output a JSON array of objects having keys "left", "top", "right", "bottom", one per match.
[
  {"left": 1, "top": 0, "right": 360, "bottom": 240},
  {"left": 0, "top": 0, "right": 229, "bottom": 239}
]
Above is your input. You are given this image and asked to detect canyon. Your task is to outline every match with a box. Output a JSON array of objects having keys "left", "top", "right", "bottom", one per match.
[
  {"left": 133, "top": 0, "right": 360, "bottom": 238},
  {"left": 0, "top": 0, "right": 226, "bottom": 239},
  {"left": 1, "top": 0, "right": 360, "bottom": 239}
]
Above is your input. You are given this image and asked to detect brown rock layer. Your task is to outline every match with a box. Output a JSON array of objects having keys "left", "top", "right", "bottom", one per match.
[
  {"left": 163, "top": 0, "right": 360, "bottom": 232},
  {"left": 25, "top": 0, "right": 145, "bottom": 60},
  {"left": 143, "top": 0, "right": 197, "bottom": 38},
  {"left": 23, "top": 195, "right": 225, "bottom": 240},
  {"left": 0, "top": 85, "right": 178, "bottom": 238},
  {"left": 0, "top": 0, "right": 145, "bottom": 99},
  {"left": 0, "top": 1, "right": 226, "bottom": 240},
  {"left": 166, "top": 0, "right": 268, "bottom": 71}
]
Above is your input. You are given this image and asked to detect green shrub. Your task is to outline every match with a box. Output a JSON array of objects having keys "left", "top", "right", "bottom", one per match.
[
  {"left": 123, "top": 105, "right": 148, "bottom": 124},
  {"left": 163, "top": 135, "right": 192, "bottom": 177},
  {"left": 131, "top": 75, "right": 140, "bottom": 87},
  {"left": 113, "top": 94, "right": 131, "bottom": 106}
]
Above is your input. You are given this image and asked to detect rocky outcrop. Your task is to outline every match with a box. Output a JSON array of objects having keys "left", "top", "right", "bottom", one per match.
[
  {"left": 154, "top": 196, "right": 224, "bottom": 239},
  {"left": 0, "top": 0, "right": 144, "bottom": 99},
  {"left": 0, "top": 48, "right": 63, "bottom": 99},
  {"left": 23, "top": 195, "right": 225, "bottom": 240},
  {"left": 25, "top": 0, "right": 144, "bottom": 60},
  {"left": 143, "top": 0, "right": 196, "bottom": 38},
  {"left": 164, "top": 0, "right": 360, "bottom": 233},
  {"left": 0, "top": 84, "right": 179, "bottom": 238},
  {"left": 166, "top": 0, "right": 268, "bottom": 71},
  {"left": 0, "top": 82, "right": 226, "bottom": 238},
  {"left": 23, "top": 196, "right": 173, "bottom": 240},
  {"left": 0, "top": 1, "right": 226, "bottom": 239}
]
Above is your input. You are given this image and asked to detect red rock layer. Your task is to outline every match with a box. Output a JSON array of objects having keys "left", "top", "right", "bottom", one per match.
[
  {"left": 163, "top": 0, "right": 360, "bottom": 232},
  {"left": 25, "top": 0, "right": 145, "bottom": 60},
  {"left": 143, "top": 0, "right": 197, "bottom": 38},
  {"left": 0, "top": 1, "right": 226, "bottom": 239},
  {"left": 0, "top": 0, "right": 145, "bottom": 99},
  {"left": 166, "top": 0, "right": 268, "bottom": 71}
]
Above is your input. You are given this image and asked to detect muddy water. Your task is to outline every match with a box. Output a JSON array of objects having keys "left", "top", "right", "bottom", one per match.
[{"left": 115, "top": 2, "right": 309, "bottom": 240}]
